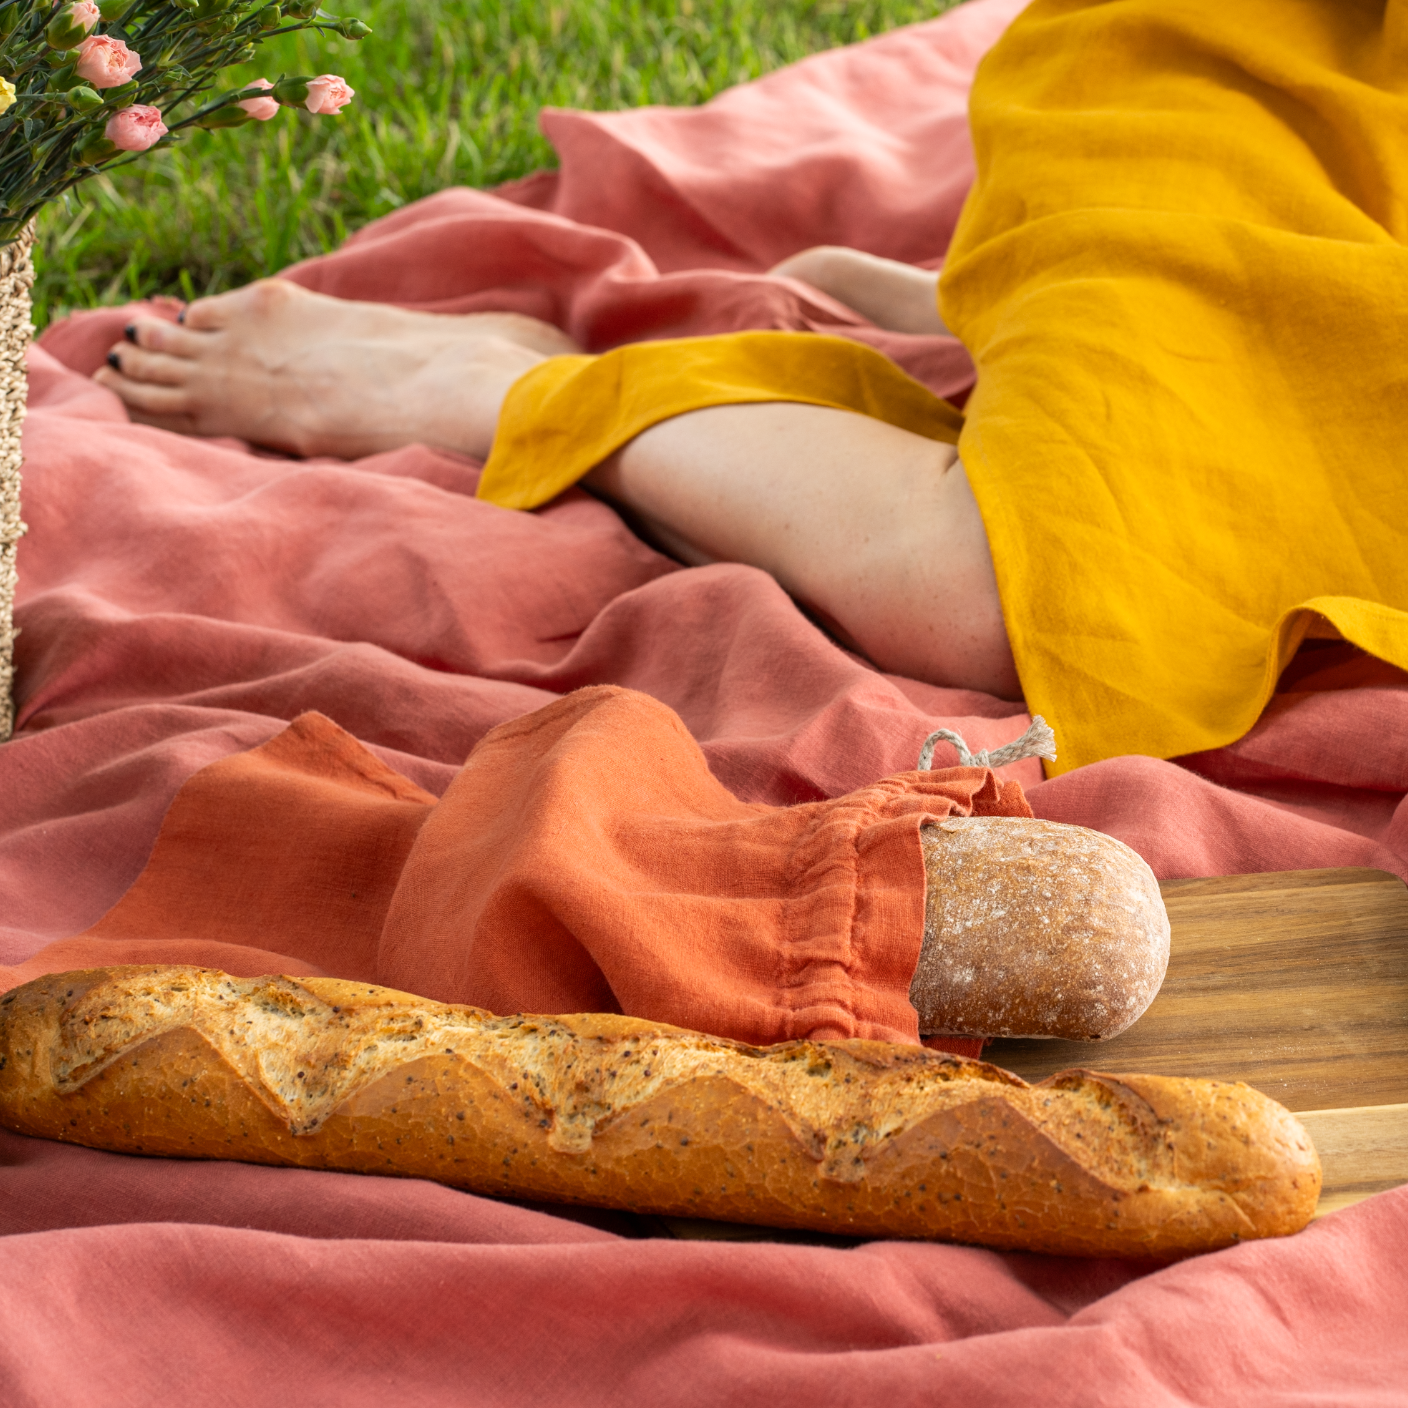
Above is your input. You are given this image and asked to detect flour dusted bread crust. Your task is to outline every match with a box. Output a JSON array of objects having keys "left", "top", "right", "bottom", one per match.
[
  {"left": 0, "top": 966, "right": 1319, "bottom": 1256},
  {"left": 915, "top": 817, "right": 1171, "bottom": 1040}
]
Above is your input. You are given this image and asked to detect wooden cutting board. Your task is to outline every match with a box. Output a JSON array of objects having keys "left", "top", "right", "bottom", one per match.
[
  {"left": 661, "top": 867, "right": 1408, "bottom": 1241},
  {"left": 984, "top": 866, "right": 1408, "bottom": 1217}
]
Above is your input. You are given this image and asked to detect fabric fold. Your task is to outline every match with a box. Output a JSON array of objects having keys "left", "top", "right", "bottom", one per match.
[
  {"left": 941, "top": 0, "right": 1408, "bottom": 772},
  {"left": 477, "top": 332, "right": 963, "bottom": 510},
  {"left": 3, "top": 0, "right": 1406, "bottom": 1392},
  {"left": 481, "top": 0, "right": 1408, "bottom": 775},
  {"left": 0, "top": 712, "right": 437, "bottom": 992},
  {"left": 379, "top": 685, "right": 1029, "bottom": 1044},
  {"left": 7, "top": 690, "right": 1029, "bottom": 1054}
]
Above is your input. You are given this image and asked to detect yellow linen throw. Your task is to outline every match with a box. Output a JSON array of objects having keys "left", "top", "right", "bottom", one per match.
[
  {"left": 943, "top": 0, "right": 1408, "bottom": 772},
  {"left": 480, "top": 0, "right": 1408, "bottom": 774}
]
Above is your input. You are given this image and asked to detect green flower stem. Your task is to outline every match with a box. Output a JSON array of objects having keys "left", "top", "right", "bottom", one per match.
[
  {"left": 26, "top": 0, "right": 945, "bottom": 315},
  {"left": 0, "top": 0, "right": 371, "bottom": 240}
]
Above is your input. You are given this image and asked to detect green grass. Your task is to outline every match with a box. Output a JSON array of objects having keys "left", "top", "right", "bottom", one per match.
[{"left": 31, "top": 0, "right": 960, "bottom": 327}]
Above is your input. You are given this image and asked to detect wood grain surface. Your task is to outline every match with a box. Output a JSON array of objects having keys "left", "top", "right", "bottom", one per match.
[
  {"left": 983, "top": 867, "right": 1408, "bottom": 1218},
  {"left": 665, "top": 868, "right": 1408, "bottom": 1239},
  {"left": 1298, "top": 1103, "right": 1408, "bottom": 1217},
  {"left": 984, "top": 867, "right": 1408, "bottom": 1113}
]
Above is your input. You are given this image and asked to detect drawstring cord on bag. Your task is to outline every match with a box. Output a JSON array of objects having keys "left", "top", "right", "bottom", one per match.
[{"left": 917, "top": 716, "right": 1057, "bottom": 772}]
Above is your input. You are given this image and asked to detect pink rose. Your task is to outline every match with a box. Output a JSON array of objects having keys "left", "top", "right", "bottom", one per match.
[
  {"left": 105, "top": 104, "right": 167, "bottom": 153},
  {"left": 238, "top": 78, "right": 279, "bottom": 122},
  {"left": 67, "top": 2, "right": 101, "bottom": 32},
  {"left": 304, "top": 74, "right": 354, "bottom": 115},
  {"left": 75, "top": 34, "right": 142, "bottom": 90}
]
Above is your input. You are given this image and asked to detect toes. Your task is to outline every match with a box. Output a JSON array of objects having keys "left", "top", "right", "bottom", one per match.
[
  {"left": 103, "top": 343, "right": 195, "bottom": 387},
  {"left": 126, "top": 316, "right": 210, "bottom": 358},
  {"left": 182, "top": 277, "right": 303, "bottom": 331},
  {"left": 180, "top": 291, "right": 235, "bottom": 331},
  {"left": 94, "top": 365, "right": 195, "bottom": 419}
]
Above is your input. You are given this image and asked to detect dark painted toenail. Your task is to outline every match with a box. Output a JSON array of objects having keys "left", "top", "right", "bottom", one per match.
[
  {"left": 106, "top": 350, "right": 120, "bottom": 370},
  {"left": 123, "top": 324, "right": 137, "bottom": 343}
]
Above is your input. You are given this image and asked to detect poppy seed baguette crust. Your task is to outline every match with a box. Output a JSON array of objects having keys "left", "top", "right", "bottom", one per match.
[{"left": 0, "top": 966, "right": 1320, "bottom": 1257}]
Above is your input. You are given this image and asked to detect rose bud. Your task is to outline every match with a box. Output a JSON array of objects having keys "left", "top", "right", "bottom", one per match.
[
  {"left": 303, "top": 74, "right": 354, "bottom": 115},
  {"left": 104, "top": 103, "right": 168, "bottom": 152},
  {"left": 46, "top": 15, "right": 85, "bottom": 50},
  {"left": 48, "top": 2, "right": 100, "bottom": 48},
  {"left": 271, "top": 76, "right": 309, "bottom": 105},
  {"left": 68, "top": 2, "right": 102, "bottom": 33},
  {"left": 63, "top": 85, "right": 105, "bottom": 113},
  {"left": 75, "top": 35, "right": 143, "bottom": 89},
  {"left": 238, "top": 78, "right": 280, "bottom": 121}
]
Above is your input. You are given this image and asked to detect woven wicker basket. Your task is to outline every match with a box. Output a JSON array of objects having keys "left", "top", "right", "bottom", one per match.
[{"left": 0, "top": 226, "right": 34, "bottom": 743}]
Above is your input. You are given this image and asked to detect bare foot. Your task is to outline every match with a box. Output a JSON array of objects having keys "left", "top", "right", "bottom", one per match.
[{"left": 93, "top": 279, "right": 585, "bottom": 459}]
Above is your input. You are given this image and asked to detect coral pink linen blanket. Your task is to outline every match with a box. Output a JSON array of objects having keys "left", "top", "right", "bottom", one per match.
[{"left": 3, "top": 0, "right": 1407, "bottom": 1400}]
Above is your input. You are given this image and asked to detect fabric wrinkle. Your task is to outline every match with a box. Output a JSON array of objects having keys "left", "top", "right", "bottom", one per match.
[{"left": 0, "top": 0, "right": 1404, "bottom": 1397}]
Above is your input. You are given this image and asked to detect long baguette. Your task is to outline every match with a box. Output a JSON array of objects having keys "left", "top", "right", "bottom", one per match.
[{"left": 0, "top": 966, "right": 1320, "bottom": 1257}]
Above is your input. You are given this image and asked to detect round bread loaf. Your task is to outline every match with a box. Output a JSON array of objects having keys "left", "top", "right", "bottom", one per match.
[{"left": 913, "top": 816, "right": 1170, "bottom": 1040}]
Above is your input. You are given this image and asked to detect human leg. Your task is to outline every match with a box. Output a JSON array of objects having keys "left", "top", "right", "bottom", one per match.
[
  {"left": 585, "top": 403, "right": 1020, "bottom": 698},
  {"left": 96, "top": 283, "right": 1015, "bottom": 695}
]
